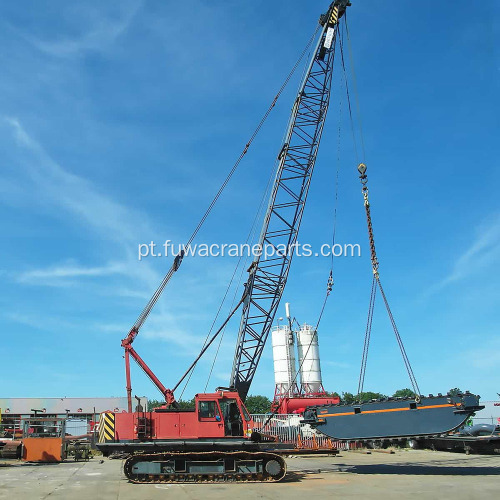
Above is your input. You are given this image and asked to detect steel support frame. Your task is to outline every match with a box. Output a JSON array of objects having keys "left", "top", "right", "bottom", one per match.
[
  {"left": 230, "top": 21, "right": 339, "bottom": 400},
  {"left": 122, "top": 328, "right": 175, "bottom": 412}
]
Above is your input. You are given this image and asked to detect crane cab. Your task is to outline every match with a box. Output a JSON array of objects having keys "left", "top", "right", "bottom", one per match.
[{"left": 195, "top": 390, "right": 253, "bottom": 438}]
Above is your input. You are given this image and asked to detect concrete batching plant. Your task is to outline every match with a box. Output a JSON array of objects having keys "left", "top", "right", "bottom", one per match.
[
  {"left": 296, "top": 323, "right": 326, "bottom": 395},
  {"left": 271, "top": 325, "right": 300, "bottom": 398},
  {"left": 271, "top": 304, "right": 339, "bottom": 414}
]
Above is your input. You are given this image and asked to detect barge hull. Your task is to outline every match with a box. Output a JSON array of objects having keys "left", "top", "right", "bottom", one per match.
[{"left": 302, "top": 393, "right": 483, "bottom": 440}]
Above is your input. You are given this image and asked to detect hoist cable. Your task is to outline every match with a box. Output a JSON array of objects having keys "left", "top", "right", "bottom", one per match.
[
  {"left": 339, "top": 29, "right": 359, "bottom": 165},
  {"left": 377, "top": 278, "right": 421, "bottom": 397},
  {"left": 201, "top": 141, "right": 284, "bottom": 393},
  {"left": 357, "top": 275, "right": 376, "bottom": 395},
  {"left": 340, "top": 17, "right": 420, "bottom": 398},
  {"left": 131, "top": 24, "right": 322, "bottom": 333},
  {"left": 182, "top": 46, "right": 305, "bottom": 397},
  {"left": 178, "top": 260, "right": 240, "bottom": 399},
  {"left": 171, "top": 297, "right": 245, "bottom": 394},
  {"left": 344, "top": 13, "right": 366, "bottom": 162},
  {"left": 263, "top": 21, "right": 348, "bottom": 425},
  {"left": 311, "top": 36, "right": 344, "bottom": 333},
  {"left": 355, "top": 163, "right": 421, "bottom": 399}
]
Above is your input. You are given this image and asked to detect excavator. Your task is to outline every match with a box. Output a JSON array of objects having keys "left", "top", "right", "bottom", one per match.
[{"left": 96, "top": 0, "right": 482, "bottom": 483}]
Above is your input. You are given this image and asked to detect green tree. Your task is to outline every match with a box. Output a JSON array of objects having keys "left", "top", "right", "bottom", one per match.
[
  {"left": 340, "top": 391, "right": 387, "bottom": 404},
  {"left": 148, "top": 398, "right": 195, "bottom": 411},
  {"left": 177, "top": 398, "right": 195, "bottom": 409},
  {"left": 357, "top": 392, "right": 387, "bottom": 402},
  {"left": 341, "top": 392, "right": 356, "bottom": 404},
  {"left": 393, "top": 388, "right": 416, "bottom": 398},
  {"left": 325, "top": 391, "right": 340, "bottom": 399},
  {"left": 448, "top": 388, "right": 462, "bottom": 396},
  {"left": 147, "top": 399, "right": 163, "bottom": 411},
  {"left": 244, "top": 395, "right": 272, "bottom": 414}
]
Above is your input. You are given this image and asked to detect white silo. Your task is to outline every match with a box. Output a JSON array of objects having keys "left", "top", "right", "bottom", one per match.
[
  {"left": 271, "top": 325, "right": 299, "bottom": 397},
  {"left": 296, "top": 323, "right": 325, "bottom": 395}
]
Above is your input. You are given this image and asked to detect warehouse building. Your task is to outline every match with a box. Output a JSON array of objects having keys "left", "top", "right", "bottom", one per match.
[
  {"left": 0, "top": 397, "right": 148, "bottom": 436},
  {"left": 473, "top": 400, "right": 500, "bottom": 426}
]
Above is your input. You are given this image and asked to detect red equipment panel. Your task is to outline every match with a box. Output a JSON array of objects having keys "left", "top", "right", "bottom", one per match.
[
  {"left": 111, "top": 391, "right": 252, "bottom": 442},
  {"left": 274, "top": 396, "right": 341, "bottom": 414}
]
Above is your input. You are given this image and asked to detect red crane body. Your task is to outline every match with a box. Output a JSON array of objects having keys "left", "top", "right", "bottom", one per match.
[
  {"left": 96, "top": 1, "right": 350, "bottom": 483},
  {"left": 110, "top": 391, "right": 252, "bottom": 442},
  {"left": 122, "top": 328, "right": 175, "bottom": 412}
]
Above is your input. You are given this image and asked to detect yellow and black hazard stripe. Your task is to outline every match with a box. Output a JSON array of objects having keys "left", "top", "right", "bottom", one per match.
[
  {"left": 329, "top": 6, "right": 339, "bottom": 26},
  {"left": 98, "top": 412, "right": 115, "bottom": 443}
]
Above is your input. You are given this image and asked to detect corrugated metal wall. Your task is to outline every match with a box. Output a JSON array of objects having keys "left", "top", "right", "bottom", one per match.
[{"left": 0, "top": 397, "right": 147, "bottom": 416}]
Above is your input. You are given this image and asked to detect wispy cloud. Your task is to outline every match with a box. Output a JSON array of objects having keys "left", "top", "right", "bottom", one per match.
[
  {"left": 468, "top": 343, "right": 500, "bottom": 370},
  {"left": 5, "top": 311, "right": 80, "bottom": 332},
  {"left": 17, "top": 1, "right": 143, "bottom": 58},
  {"left": 1, "top": 116, "right": 238, "bottom": 359},
  {"left": 456, "top": 337, "right": 500, "bottom": 371},
  {"left": 2, "top": 115, "right": 168, "bottom": 298},
  {"left": 426, "top": 214, "right": 500, "bottom": 294},
  {"left": 16, "top": 261, "right": 127, "bottom": 285},
  {"left": 4, "top": 116, "right": 157, "bottom": 247},
  {"left": 117, "top": 310, "right": 207, "bottom": 354}
]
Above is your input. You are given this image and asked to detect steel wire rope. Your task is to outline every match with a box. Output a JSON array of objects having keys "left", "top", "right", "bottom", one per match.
[
  {"left": 201, "top": 24, "right": 328, "bottom": 395},
  {"left": 180, "top": 153, "right": 277, "bottom": 397},
  {"left": 263, "top": 24, "right": 346, "bottom": 425},
  {"left": 130, "top": 24, "right": 322, "bottom": 335},
  {"left": 344, "top": 13, "right": 366, "bottom": 162},
  {"left": 357, "top": 275, "right": 376, "bottom": 395},
  {"left": 340, "top": 20, "right": 420, "bottom": 400},
  {"left": 171, "top": 26, "right": 322, "bottom": 397},
  {"left": 313, "top": 48, "right": 344, "bottom": 333},
  {"left": 202, "top": 153, "right": 280, "bottom": 393},
  {"left": 338, "top": 29, "right": 360, "bottom": 165},
  {"left": 377, "top": 279, "right": 421, "bottom": 396}
]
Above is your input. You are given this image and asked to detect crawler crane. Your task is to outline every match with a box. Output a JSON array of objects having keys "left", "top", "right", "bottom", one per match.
[{"left": 97, "top": 0, "right": 350, "bottom": 483}]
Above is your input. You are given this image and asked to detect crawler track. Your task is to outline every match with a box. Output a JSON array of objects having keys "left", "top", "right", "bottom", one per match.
[{"left": 124, "top": 451, "right": 287, "bottom": 483}]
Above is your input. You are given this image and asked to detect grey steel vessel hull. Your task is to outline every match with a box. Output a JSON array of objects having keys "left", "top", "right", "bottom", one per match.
[{"left": 302, "top": 393, "right": 483, "bottom": 440}]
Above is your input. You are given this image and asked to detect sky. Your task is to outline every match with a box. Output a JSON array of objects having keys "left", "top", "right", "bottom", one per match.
[{"left": 0, "top": 0, "right": 499, "bottom": 403}]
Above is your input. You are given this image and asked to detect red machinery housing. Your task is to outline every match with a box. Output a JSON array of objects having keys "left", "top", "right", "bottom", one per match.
[
  {"left": 273, "top": 395, "right": 340, "bottom": 415},
  {"left": 103, "top": 391, "right": 253, "bottom": 445},
  {"left": 97, "top": 390, "right": 289, "bottom": 482}
]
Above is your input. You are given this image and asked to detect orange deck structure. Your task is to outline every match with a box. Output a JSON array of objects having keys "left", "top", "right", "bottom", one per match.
[
  {"left": 21, "top": 417, "right": 66, "bottom": 462},
  {"left": 22, "top": 437, "right": 65, "bottom": 462}
]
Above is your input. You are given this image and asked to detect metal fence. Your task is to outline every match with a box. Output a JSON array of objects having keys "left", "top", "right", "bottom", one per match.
[
  {"left": 1, "top": 417, "right": 92, "bottom": 437},
  {"left": 251, "top": 414, "right": 352, "bottom": 451},
  {"left": 0, "top": 417, "right": 22, "bottom": 439},
  {"left": 473, "top": 417, "right": 500, "bottom": 426},
  {"left": 65, "top": 418, "right": 90, "bottom": 437}
]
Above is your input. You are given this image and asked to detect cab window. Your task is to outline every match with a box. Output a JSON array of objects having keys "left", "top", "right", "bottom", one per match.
[
  {"left": 198, "top": 401, "right": 220, "bottom": 420},
  {"left": 240, "top": 402, "right": 251, "bottom": 421},
  {"left": 219, "top": 398, "right": 243, "bottom": 436}
]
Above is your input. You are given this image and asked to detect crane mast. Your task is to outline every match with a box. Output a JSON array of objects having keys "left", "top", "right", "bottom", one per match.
[
  {"left": 103, "top": 4, "right": 484, "bottom": 467},
  {"left": 230, "top": 0, "right": 349, "bottom": 400},
  {"left": 119, "top": 1, "right": 349, "bottom": 412}
]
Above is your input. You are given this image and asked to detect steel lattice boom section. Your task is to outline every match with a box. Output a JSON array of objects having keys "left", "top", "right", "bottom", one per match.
[{"left": 231, "top": 2, "right": 347, "bottom": 399}]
